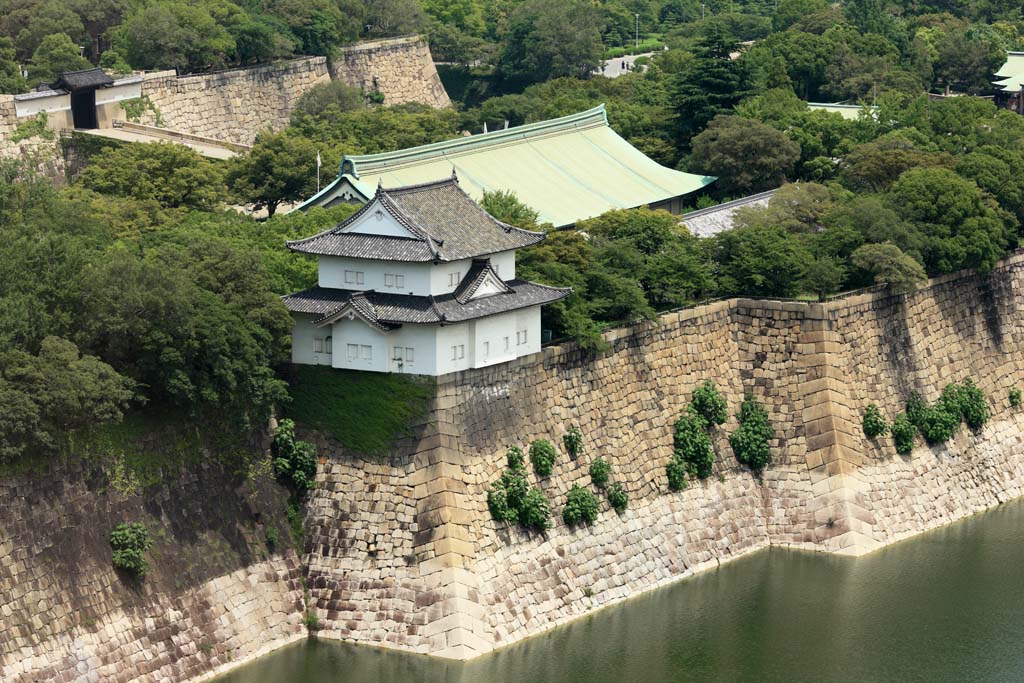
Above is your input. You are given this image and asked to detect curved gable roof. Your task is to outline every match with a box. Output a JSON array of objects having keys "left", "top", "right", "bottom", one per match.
[
  {"left": 297, "top": 105, "right": 716, "bottom": 227},
  {"left": 286, "top": 176, "right": 544, "bottom": 262}
]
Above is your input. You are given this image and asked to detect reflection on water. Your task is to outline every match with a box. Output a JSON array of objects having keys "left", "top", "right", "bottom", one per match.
[{"left": 216, "top": 499, "right": 1024, "bottom": 683}]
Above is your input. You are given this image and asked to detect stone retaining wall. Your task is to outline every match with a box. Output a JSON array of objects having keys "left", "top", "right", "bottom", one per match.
[
  {"left": 304, "top": 252, "right": 1024, "bottom": 659},
  {"left": 329, "top": 35, "right": 450, "bottom": 108},
  {"left": 6, "top": 253, "right": 1024, "bottom": 679},
  {"left": 137, "top": 58, "right": 330, "bottom": 145},
  {"left": 0, "top": 95, "right": 67, "bottom": 181},
  {"left": 0, "top": 458, "right": 305, "bottom": 683}
]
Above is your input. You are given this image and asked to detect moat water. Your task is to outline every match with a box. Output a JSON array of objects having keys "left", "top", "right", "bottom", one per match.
[{"left": 215, "top": 499, "right": 1024, "bottom": 683}]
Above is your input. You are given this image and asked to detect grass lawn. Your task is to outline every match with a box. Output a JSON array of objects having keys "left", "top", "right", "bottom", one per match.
[{"left": 285, "top": 366, "right": 435, "bottom": 455}]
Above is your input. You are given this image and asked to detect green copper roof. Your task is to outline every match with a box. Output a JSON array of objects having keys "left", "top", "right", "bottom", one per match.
[
  {"left": 298, "top": 105, "right": 715, "bottom": 227},
  {"left": 994, "top": 52, "right": 1024, "bottom": 91}
]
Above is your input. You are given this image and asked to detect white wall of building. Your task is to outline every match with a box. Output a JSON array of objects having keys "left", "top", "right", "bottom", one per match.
[
  {"left": 515, "top": 307, "right": 542, "bottom": 357},
  {"left": 490, "top": 250, "right": 516, "bottom": 280},
  {"left": 319, "top": 256, "right": 432, "bottom": 294},
  {"left": 384, "top": 324, "right": 437, "bottom": 375},
  {"left": 330, "top": 318, "right": 388, "bottom": 372},
  {"left": 291, "top": 305, "right": 543, "bottom": 376},
  {"left": 435, "top": 322, "right": 472, "bottom": 374},
  {"left": 14, "top": 92, "right": 70, "bottom": 117},
  {"left": 471, "top": 309, "right": 518, "bottom": 368},
  {"left": 94, "top": 80, "right": 142, "bottom": 106},
  {"left": 319, "top": 249, "right": 516, "bottom": 297},
  {"left": 291, "top": 314, "right": 334, "bottom": 366}
]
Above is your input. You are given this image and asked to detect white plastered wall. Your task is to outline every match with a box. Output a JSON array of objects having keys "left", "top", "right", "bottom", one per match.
[
  {"left": 318, "top": 256, "right": 432, "bottom": 295},
  {"left": 291, "top": 314, "right": 334, "bottom": 366},
  {"left": 330, "top": 317, "right": 388, "bottom": 372}
]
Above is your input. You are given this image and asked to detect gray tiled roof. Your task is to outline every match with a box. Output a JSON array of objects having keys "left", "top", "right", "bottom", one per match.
[
  {"left": 287, "top": 176, "right": 545, "bottom": 262},
  {"left": 453, "top": 260, "right": 512, "bottom": 304},
  {"left": 283, "top": 279, "right": 571, "bottom": 326},
  {"left": 53, "top": 68, "right": 114, "bottom": 92},
  {"left": 680, "top": 189, "right": 777, "bottom": 238}
]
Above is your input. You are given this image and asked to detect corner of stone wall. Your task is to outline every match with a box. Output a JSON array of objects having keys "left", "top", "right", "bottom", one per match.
[{"left": 798, "top": 305, "right": 880, "bottom": 555}]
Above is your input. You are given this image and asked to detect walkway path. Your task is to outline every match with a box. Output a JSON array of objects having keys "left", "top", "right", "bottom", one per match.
[
  {"left": 599, "top": 52, "right": 656, "bottom": 78},
  {"left": 76, "top": 122, "right": 248, "bottom": 160}
]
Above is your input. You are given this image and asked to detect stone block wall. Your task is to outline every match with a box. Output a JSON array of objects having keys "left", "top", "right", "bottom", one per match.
[
  {"left": 303, "top": 252, "right": 1024, "bottom": 660},
  {"left": 137, "top": 58, "right": 331, "bottom": 145},
  {"left": 0, "top": 95, "right": 67, "bottom": 181},
  {"left": 329, "top": 36, "right": 451, "bottom": 108},
  {"left": 136, "top": 36, "right": 449, "bottom": 146},
  {"left": 0, "top": 458, "right": 305, "bottom": 683}
]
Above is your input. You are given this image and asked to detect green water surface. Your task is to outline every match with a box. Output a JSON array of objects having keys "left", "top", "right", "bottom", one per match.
[{"left": 216, "top": 499, "right": 1024, "bottom": 682}]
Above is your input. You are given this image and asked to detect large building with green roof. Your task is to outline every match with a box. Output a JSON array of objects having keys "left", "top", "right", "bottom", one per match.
[
  {"left": 295, "top": 104, "right": 715, "bottom": 227},
  {"left": 994, "top": 52, "right": 1024, "bottom": 112}
]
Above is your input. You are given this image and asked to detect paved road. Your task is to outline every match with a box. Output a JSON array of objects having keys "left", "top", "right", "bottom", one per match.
[
  {"left": 76, "top": 127, "right": 240, "bottom": 160},
  {"left": 599, "top": 52, "right": 656, "bottom": 78}
]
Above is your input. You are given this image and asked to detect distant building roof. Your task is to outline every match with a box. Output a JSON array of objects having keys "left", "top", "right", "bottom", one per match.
[
  {"left": 994, "top": 52, "right": 1024, "bottom": 91},
  {"left": 806, "top": 103, "right": 875, "bottom": 120},
  {"left": 282, "top": 278, "right": 571, "bottom": 328},
  {"left": 288, "top": 176, "right": 544, "bottom": 262},
  {"left": 52, "top": 68, "right": 114, "bottom": 92},
  {"left": 297, "top": 104, "right": 716, "bottom": 227},
  {"left": 680, "top": 189, "right": 777, "bottom": 238}
]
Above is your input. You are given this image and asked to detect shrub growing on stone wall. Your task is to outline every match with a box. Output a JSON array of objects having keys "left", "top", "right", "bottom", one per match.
[
  {"left": 607, "top": 482, "right": 629, "bottom": 514},
  {"left": 563, "top": 426, "right": 584, "bottom": 460},
  {"left": 666, "top": 454, "right": 689, "bottom": 491},
  {"left": 673, "top": 408, "right": 715, "bottom": 479},
  {"left": 949, "top": 380, "right": 988, "bottom": 431},
  {"left": 507, "top": 446, "right": 526, "bottom": 470},
  {"left": 272, "top": 419, "right": 318, "bottom": 494},
  {"left": 563, "top": 484, "right": 600, "bottom": 526},
  {"left": 110, "top": 523, "right": 153, "bottom": 577},
  {"left": 730, "top": 396, "right": 772, "bottom": 471},
  {"left": 1011, "top": 388, "right": 1022, "bottom": 408},
  {"left": 862, "top": 404, "right": 888, "bottom": 439},
  {"left": 488, "top": 450, "right": 529, "bottom": 524},
  {"left": 529, "top": 439, "right": 558, "bottom": 477},
  {"left": 691, "top": 380, "right": 728, "bottom": 426},
  {"left": 905, "top": 381, "right": 990, "bottom": 445},
  {"left": 589, "top": 457, "right": 612, "bottom": 489},
  {"left": 489, "top": 447, "right": 550, "bottom": 531},
  {"left": 891, "top": 414, "right": 915, "bottom": 455},
  {"left": 519, "top": 487, "right": 552, "bottom": 531}
]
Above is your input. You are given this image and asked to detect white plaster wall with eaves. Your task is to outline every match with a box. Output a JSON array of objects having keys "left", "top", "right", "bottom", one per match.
[
  {"left": 435, "top": 322, "right": 472, "bottom": 374},
  {"left": 330, "top": 318, "right": 387, "bottom": 372},
  {"left": 318, "top": 256, "right": 432, "bottom": 294},
  {"left": 384, "top": 324, "right": 437, "bottom": 375},
  {"left": 471, "top": 309, "right": 520, "bottom": 368},
  {"left": 516, "top": 307, "right": 541, "bottom": 357},
  {"left": 429, "top": 251, "right": 516, "bottom": 295},
  {"left": 290, "top": 314, "right": 334, "bottom": 366}
]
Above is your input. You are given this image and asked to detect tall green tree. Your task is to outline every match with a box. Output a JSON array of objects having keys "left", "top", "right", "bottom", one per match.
[
  {"left": 28, "top": 32, "right": 90, "bottom": 83},
  {"left": 688, "top": 115, "right": 800, "bottom": 195},
  {"left": 0, "top": 336, "right": 135, "bottom": 462},
  {"left": 673, "top": 27, "right": 751, "bottom": 143},
  {"left": 498, "top": 0, "right": 604, "bottom": 85},
  {"left": 0, "top": 37, "right": 27, "bottom": 93},
  {"left": 226, "top": 131, "right": 318, "bottom": 217},
  {"left": 77, "top": 142, "right": 226, "bottom": 211},
  {"left": 888, "top": 167, "right": 1016, "bottom": 273},
  {"left": 117, "top": 2, "right": 235, "bottom": 71}
]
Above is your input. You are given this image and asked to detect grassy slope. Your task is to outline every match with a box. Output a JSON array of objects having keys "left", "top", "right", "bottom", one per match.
[{"left": 285, "top": 366, "right": 435, "bottom": 455}]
